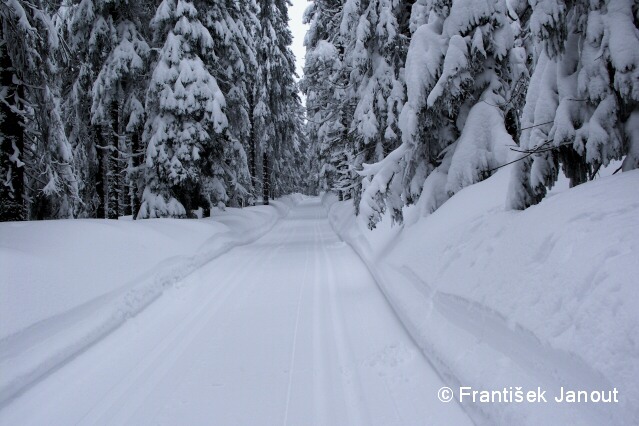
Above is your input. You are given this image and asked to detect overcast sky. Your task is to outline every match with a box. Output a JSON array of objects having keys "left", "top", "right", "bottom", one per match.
[{"left": 288, "top": 1, "right": 310, "bottom": 81}]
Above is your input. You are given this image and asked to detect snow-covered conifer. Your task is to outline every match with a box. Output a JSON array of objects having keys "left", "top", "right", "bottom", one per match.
[
  {"left": 360, "top": 0, "right": 527, "bottom": 227},
  {"left": 253, "top": 0, "right": 304, "bottom": 204},
  {"left": 203, "top": 1, "right": 258, "bottom": 206},
  {"left": 138, "top": 0, "right": 229, "bottom": 218},
  {"left": 1, "top": 0, "right": 79, "bottom": 220},
  {"left": 340, "top": 0, "right": 410, "bottom": 210},
  {"left": 87, "top": 1, "right": 151, "bottom": 217},
  {"left": 508, "top": 0, "right": 639, "bottom": 209},
  {"left": 302, "top": 0, "right": 351, "bottom": 198}
]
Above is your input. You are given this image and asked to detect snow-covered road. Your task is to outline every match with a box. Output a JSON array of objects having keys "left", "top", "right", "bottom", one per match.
[{"left": 0, "top": 198, "right": 471, "bottom": 426}]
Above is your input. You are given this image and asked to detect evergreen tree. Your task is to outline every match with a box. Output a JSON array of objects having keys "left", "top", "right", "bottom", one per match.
[
  {"left": 359, "top": 0, "right": 527, "bottom": 227},
  {"left": 88, "top": 0, "right": 151, "bottom": 218},
  {"left": 204, "top": 0, "right": 258, "bottom": 206},
  {"left": 508, "top": 0, "right": 639, "bottom": 209},
  {"left": 138, "top": 0, "right": 229, "bottom": 218},
  {"left": 0, "top": 21, "right": 25, "bottom": 220},
  {"left": 1, "top": 0, "right": 79, "bottom": 220},
  {"left": 62, "top": 0, "right": 113, "bottom": 218},
  {"left": 301, "top": 0, "right": 350, "bottom": 198},
  {"left": 59, "top": 0, "right": 152, "bottom": 218},
  {"left": 341, "top": 0, "right": 410, "bottom": 211},
  {"left": 254, "top": 0, "right": 303, "bottom": 204},
  {"left": 271, "top": 89, "right": 308, "bottom": 198}
]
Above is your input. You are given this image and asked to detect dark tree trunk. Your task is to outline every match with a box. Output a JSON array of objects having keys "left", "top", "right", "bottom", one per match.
[
  {"left": 130, "top": 131, "right": 141, "bottom": 219},
  {"left": 262, "top": 151, "right": 270, "bottom": 205},
  {"left": 250, "top": 138, "right": 257, "bottom": 193},
  {"left": 248, "top": 91, "right": 258, "bottom": 203},
  {"left": 95, "top": 126, "right": 107, "bottom": 218},
  {"left": 109, "top": 100, "right": 120, "bottom": 219}
]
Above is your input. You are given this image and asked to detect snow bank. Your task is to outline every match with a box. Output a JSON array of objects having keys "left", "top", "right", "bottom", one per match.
[
  {"left": 0, "top": 196, "right": 300, "bottom": 406},
  {"left": 325, "top": 171, "right": 639, "bottom": 425}
]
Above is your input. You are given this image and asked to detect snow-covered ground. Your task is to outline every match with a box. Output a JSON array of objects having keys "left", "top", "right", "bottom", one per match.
[
  {"left": 1, "top": 169, "right": 637, "bottom": 425},
  {"left": 0, "top": 198, "right": 294, "bottom": 408},
  {"left": 0, "top": 198, "right": 471, "bottom": 425},
  {"left": 326, "top": 168, "right": 639, "bottom": 425}
]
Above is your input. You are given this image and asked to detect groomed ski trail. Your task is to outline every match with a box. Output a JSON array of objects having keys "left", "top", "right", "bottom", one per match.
[{"left": 0, "top": 198, "right": 471, "bottom": 426}]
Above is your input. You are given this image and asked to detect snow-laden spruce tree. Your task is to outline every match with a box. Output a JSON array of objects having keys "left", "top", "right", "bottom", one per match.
[
  {"left": 89, "top": 1, "right": 150, "bottom": 217},
  {"left": 301, "top": 0, "right": 351, "bottom": 198},
  {"left": 340, "top": 0, "right": 411, "bottom": 211},
  {"left": 61, "top": 0, "right": 123, "bottom": 218},
  {"left": 253, "top": 0, "right": 303, "bottom": 204},
  {"left": 271, "top": 88, "right": 308, "bottom": 198},
  {"left": 270, "top": 0, "right": 307, "bottom": 201},
  {"left": 1, "top": 0, "right": 79, "bottom": 220},
  {"left": 0, "top": 13, "right": 25, "bottom": 221},
  {"left": 359, "top": 0, "right": 528, "bottom": 227},
  {"left": 507, "top": 0, "right": 639, "bottom": 209},
  {"left": 204, "top": 0, "right": 258, "bottom": 206},
  {"left": 138, "top": 0, "right": 228, "bottom": 218}
]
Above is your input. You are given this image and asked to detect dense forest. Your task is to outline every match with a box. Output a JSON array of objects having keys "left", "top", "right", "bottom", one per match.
[
  {"left": 1, "top": 0, "right": 638, "bottom": 223},
  {"left": 302, "top": 0, "right": 638, "bottom": 228},
  {"left": 1, "top": 0, "right": 308, "bottom": 220}
]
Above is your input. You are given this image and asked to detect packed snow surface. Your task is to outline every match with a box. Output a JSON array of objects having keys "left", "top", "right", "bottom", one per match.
[
  {"left": 0, "top": 199, "right": 290, "bottom": 408},
  {"left": 1, "top": 170, "right": 637, "bottom": 425},
  {"left": 0, "top": 197, "right": 470, "bottom": 425},
  {"left": 327, "top": 168, "right": 639, "bottom": 425}
]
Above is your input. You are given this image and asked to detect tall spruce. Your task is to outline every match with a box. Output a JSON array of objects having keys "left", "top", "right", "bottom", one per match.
[
  {"left": 138, "top": 0, "right": 229, "bottom": 218},
  {"left": 341, "top": 0, "right": 410, "bottom": 212},
  {"left": 88, "top": 0, "right": 151, "bottom": 218},
  {"left": 359, "top": 0, "right": 527, "bottom": 227},
  {"left": 1, "top": 0, "right": 79, "bottom": 220},
  {"left": 204, "top": 0, "right": 258, "bottom": 207},
  {"left": 301, "top": 0, "right": 350, "bottom": 198},
  {"left": 254, "top": 0, "right": 303, "bottom": 204},
  {"left": 508, "top": 0, "right": 639, "bottom": 209}
]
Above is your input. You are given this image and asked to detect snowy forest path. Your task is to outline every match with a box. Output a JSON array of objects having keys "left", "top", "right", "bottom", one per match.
[{"left": 0, "top": 198, "right": 471, "bottom": 426}]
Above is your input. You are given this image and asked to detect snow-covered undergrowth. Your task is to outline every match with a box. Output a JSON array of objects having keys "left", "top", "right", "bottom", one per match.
[
  {"left": 0, "top": 196, "right": 301, "bottom": 406},
  {"left": 325, "top": 170, "right": 639, "bottom": 425}
]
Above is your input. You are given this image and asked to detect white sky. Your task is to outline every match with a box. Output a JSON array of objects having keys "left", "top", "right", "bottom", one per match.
[{"left": 288, "top": 0, "right": 310, "bottom": 81}]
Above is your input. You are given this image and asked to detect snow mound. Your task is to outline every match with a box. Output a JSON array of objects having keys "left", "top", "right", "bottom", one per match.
[
  {"left": 326, "top": 169, "right": 639, "bottom": 425},
  {"left": 0, "top": 196, "right": 301, "bottom": 407}
]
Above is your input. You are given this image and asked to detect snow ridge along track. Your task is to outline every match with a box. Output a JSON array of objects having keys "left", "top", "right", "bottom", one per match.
[
  {"left": 324, "top": 189, "right": 636, "bottom": 425},
  {"left": 0, "top": 200, "right": 293, "bottom": 409},
  {"left": 1, "top": 197, "right": 472, "bottom": 426}
]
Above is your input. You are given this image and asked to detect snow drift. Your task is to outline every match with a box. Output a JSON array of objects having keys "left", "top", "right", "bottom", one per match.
[
  {"left": 326, "top": 169, "right": 639, "bottom": 425},
  {"left": 0, "top": 196, "right": 301, "bottom": 407}
]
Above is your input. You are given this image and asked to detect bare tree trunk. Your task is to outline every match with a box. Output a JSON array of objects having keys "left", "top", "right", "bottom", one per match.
[
  {"left": 130, "top": 130, "right": 142, "bottom": 219},
  {"left": 262, "top": 151, "right": 270, "bottom": 205},
  {"left": 95, "top": 126, "right": 107, "bottom": 219},
  {"left": 110, "top": 100, "right": 123, "bottom": 218},
  {"left": 248, "top": 91, "right": 258, "bottom": 204}
]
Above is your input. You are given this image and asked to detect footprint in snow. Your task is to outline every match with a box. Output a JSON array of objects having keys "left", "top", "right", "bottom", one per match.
[{"left": 363, "top": 343, "right": 416, "bottom": 377}]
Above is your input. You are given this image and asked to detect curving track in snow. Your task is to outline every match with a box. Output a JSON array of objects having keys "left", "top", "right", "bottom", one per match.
[{"left": 0, "top": 198, "right": 471, "bottom": 426}]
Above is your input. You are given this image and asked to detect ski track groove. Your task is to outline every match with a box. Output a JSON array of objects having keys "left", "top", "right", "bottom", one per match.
[
  {"left": 139, "top": 222, "right": 300, "bottom": 426},
  {"left": 282, "top": 220, "right": 312, "bottom": 426},
  {"left": 319, "top": 215, "right": 369, "bottom": 426},
  {"left": 311, "top": 210, "right": 330, "bottom": 425},
  {"left": 76, "top": 222, "right": 295, "bottom": 425},
  {"left": 0, "top": 209, "right": 289, "bottom": 411},
  {"left": 0, "top": 199, "right": 475, "bottom": 426}
]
